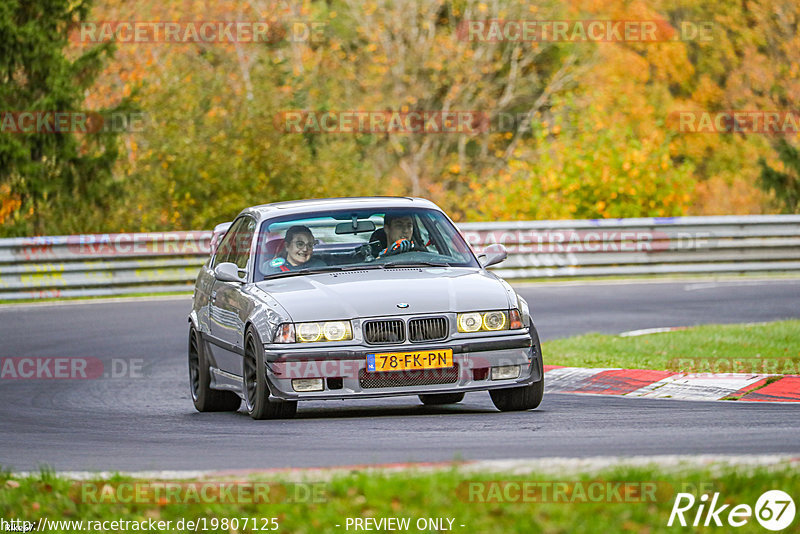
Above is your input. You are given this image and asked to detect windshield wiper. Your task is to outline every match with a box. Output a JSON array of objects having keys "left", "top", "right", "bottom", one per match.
[
  {"left": 382, "top": 261, "right": 449, "bottom": 268},
  {"left": 263, "top": 261, "right": 448, "bottom": 280},
  {"left": 338, "top": 264, "right": 386, "bottom": 271},
  {"left": 263, "top": 266, "right": 346, "bottom": 280}
]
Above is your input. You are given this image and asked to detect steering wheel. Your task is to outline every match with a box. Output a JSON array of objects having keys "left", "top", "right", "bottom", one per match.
[{"left": 378, "top": 245, "right": 428, "bottom": 258}]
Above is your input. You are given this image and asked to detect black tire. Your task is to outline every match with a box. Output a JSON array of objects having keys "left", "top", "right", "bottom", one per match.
[
  {"left": 419, "top": 393, "right": 465, "bottom": 405},
  {"left": 242, "top": 329, "right": 297, "bottom": 420},
  {"left": 489, "top": 324, "right": 544, "bottom": 412},
  {"left": 489, "top": 379, "right": 544, "bottom": 411},
  {"left": 188, "top": 327, "right": 241, "bottom": 412}
]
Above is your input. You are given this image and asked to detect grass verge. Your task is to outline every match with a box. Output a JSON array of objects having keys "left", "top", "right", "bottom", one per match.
[
  {"left": 542, "top": 320, "right": 800, "bottom": 373},
  {"left": 1, "top": 464, "right": 798, "bottom": 533}
]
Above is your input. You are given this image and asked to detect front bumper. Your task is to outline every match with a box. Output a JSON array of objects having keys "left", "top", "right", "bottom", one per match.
[{"left": 262, "top": 332, "right": 542, "bottom": 401}]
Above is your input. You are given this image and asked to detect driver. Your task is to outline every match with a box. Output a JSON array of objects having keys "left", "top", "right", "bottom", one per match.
[{"left": 378, "top": 213, "right": 423, "bottom": 257}]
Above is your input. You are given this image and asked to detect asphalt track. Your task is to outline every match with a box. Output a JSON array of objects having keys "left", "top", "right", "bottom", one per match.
[{"left": 1, "top": 279, "right": 798, "bottom": 471}]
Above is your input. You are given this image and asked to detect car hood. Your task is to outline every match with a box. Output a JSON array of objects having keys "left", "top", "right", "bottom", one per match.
[{"left": 254, "top": 267, "right": 511, "bottom": 321}]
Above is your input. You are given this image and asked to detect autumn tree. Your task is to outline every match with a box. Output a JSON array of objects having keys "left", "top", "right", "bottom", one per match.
[
  {"left": 759, "top": 139, "right": 800, "bottom": 213},
  {"left": 313, "top": 0, "right": 585, "bottom": 210},
  {"left": 0, "top": 0, "right": 125, "bottom": 236},
  {"left": 651, "top": 0, "right": 800, "bottom": 214},
  {"left": 6, "top": 0, "right": 796, "bottom": 236}
]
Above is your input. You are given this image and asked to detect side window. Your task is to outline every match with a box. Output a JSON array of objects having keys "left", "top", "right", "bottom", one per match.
[
  {"left": 415, "top": 215, "right": 440, "bottom": 253},
  {"left": 231, "top": 217, "right": 256, "bottom": 270},
  {"left": 213, "top": 217, "right": 251, "bottom": 268},
  {"left": 213, "top": 218, "right": 243, "bottom": 267},
  {"left": 432, "top": 219, "right": 461, "bottom": 256}
]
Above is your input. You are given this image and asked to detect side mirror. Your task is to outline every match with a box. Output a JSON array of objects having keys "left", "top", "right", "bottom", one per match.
[
  {"left": 214, "top": 262, "right": 246, "bottom": 283},
  {"left": 478, "top": 243, "right": 507, "bottom": 268}
]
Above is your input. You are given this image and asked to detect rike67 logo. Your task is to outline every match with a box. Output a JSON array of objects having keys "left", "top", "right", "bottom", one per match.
[{"left": 668, "top": 490, "right": 795, "bottom": 531}]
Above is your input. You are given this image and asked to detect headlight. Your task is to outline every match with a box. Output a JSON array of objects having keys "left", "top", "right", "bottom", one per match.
[
  {"left": 275, "top": 321, "right": 353, "bottom": 343},
  {"left": 483, "top": 311, "right": 506, "bottom": 331},
  {"left": 457, "top": 312, "right": 483, "bottom": 332},
  {"left": 457, "top": 310, "right": 523, "bottom": 333},
  {"left": 323, "top": 321, "right": 350, "bottom": 341},
  {"left": 297, "top": 323, "right": 322, "bottom": 342}
]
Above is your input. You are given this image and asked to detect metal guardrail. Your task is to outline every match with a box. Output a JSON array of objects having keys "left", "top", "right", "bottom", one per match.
[
  {"left": 0, "top": 232, "right": 211, "bottom": 300},
  {"left": 459, "top": 215, "right": 800, "bottom": 279},
  {"left": 1, "top": 216, "right": 799, "bottom": 300}
]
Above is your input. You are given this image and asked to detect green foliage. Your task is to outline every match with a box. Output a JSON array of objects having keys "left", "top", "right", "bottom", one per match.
[
  {"left": 449, "top": 95, "right": 695, "bottom": 221},
  {"left": 3, "top": 0, "right": 799, "bottom": 235},
  {"left": 758, "top": 139, "right": 800, "bottom": 214},
  {"left": 113, "top": 38, "right": 379, "bottom": 232},
  {"left": 0, "top": 0, "right": 126, "bottom": 236},
  {"left": 2, "top": 466, "right": 799, "bottom": 533}
]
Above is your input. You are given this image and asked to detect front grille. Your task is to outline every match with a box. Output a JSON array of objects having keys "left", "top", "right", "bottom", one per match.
[
  {"left": 363, "top": 319, "right": 405, "bottom": 344},
  {"left": 408, "top": 317, "right": 448, "bottom": 342},
  {"left": 359, "top": 364, "right": 460, "bottom": 389}
]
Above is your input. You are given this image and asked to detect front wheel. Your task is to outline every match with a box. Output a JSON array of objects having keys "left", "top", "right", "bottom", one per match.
[
  {"left": 419, "top": 393, "right": 465, "bottom": 405},
  {"left": 489, "top": 379, "right": 543, "bottom": 411},
  {"left": 489, "top": 323, "right": 544, "bottom": 412},
  {"left": 243, "top": 330, "right": 297, "bottom": 420}
]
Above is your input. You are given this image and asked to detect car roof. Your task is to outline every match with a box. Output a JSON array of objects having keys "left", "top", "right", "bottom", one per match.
[{"left": 240, "top": 197, "right": 441, "bottom": 220}]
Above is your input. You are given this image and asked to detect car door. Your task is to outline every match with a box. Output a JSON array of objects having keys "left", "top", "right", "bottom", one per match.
[
  {"left": 193, "top": 259, "right": 216, "bottom": 335},
  {"left": 207, "top": 216, "right": 256, "bottom": 376}
]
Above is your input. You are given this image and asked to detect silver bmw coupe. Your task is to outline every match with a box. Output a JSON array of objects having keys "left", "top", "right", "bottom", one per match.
[{"left": 189, "top": 197, "right": 544, "bottom": 419}]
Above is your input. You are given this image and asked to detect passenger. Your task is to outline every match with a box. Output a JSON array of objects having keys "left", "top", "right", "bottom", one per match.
[{"left": 263, "top": 225, "right": 325, "bottom": 274}]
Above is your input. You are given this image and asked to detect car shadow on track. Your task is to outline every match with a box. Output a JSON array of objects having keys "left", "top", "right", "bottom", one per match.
[
  {"left": 208, "top": 398, "right": 502, "bottom": 421},
  {"left": 293, "top": 404, "right": 500, "bottom": 420},
  {"left": 185, "top": 404, "right": 552, "bottom": 423}
]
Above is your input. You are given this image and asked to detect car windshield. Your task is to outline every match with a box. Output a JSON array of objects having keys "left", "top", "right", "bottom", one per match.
[{"left": 255, "top": 207, "right": 479, "bottom": 280}]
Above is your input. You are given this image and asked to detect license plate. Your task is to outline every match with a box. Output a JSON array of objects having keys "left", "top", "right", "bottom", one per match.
[{"left": 366, "top": 349, "right": 453, "bottom": 372}]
